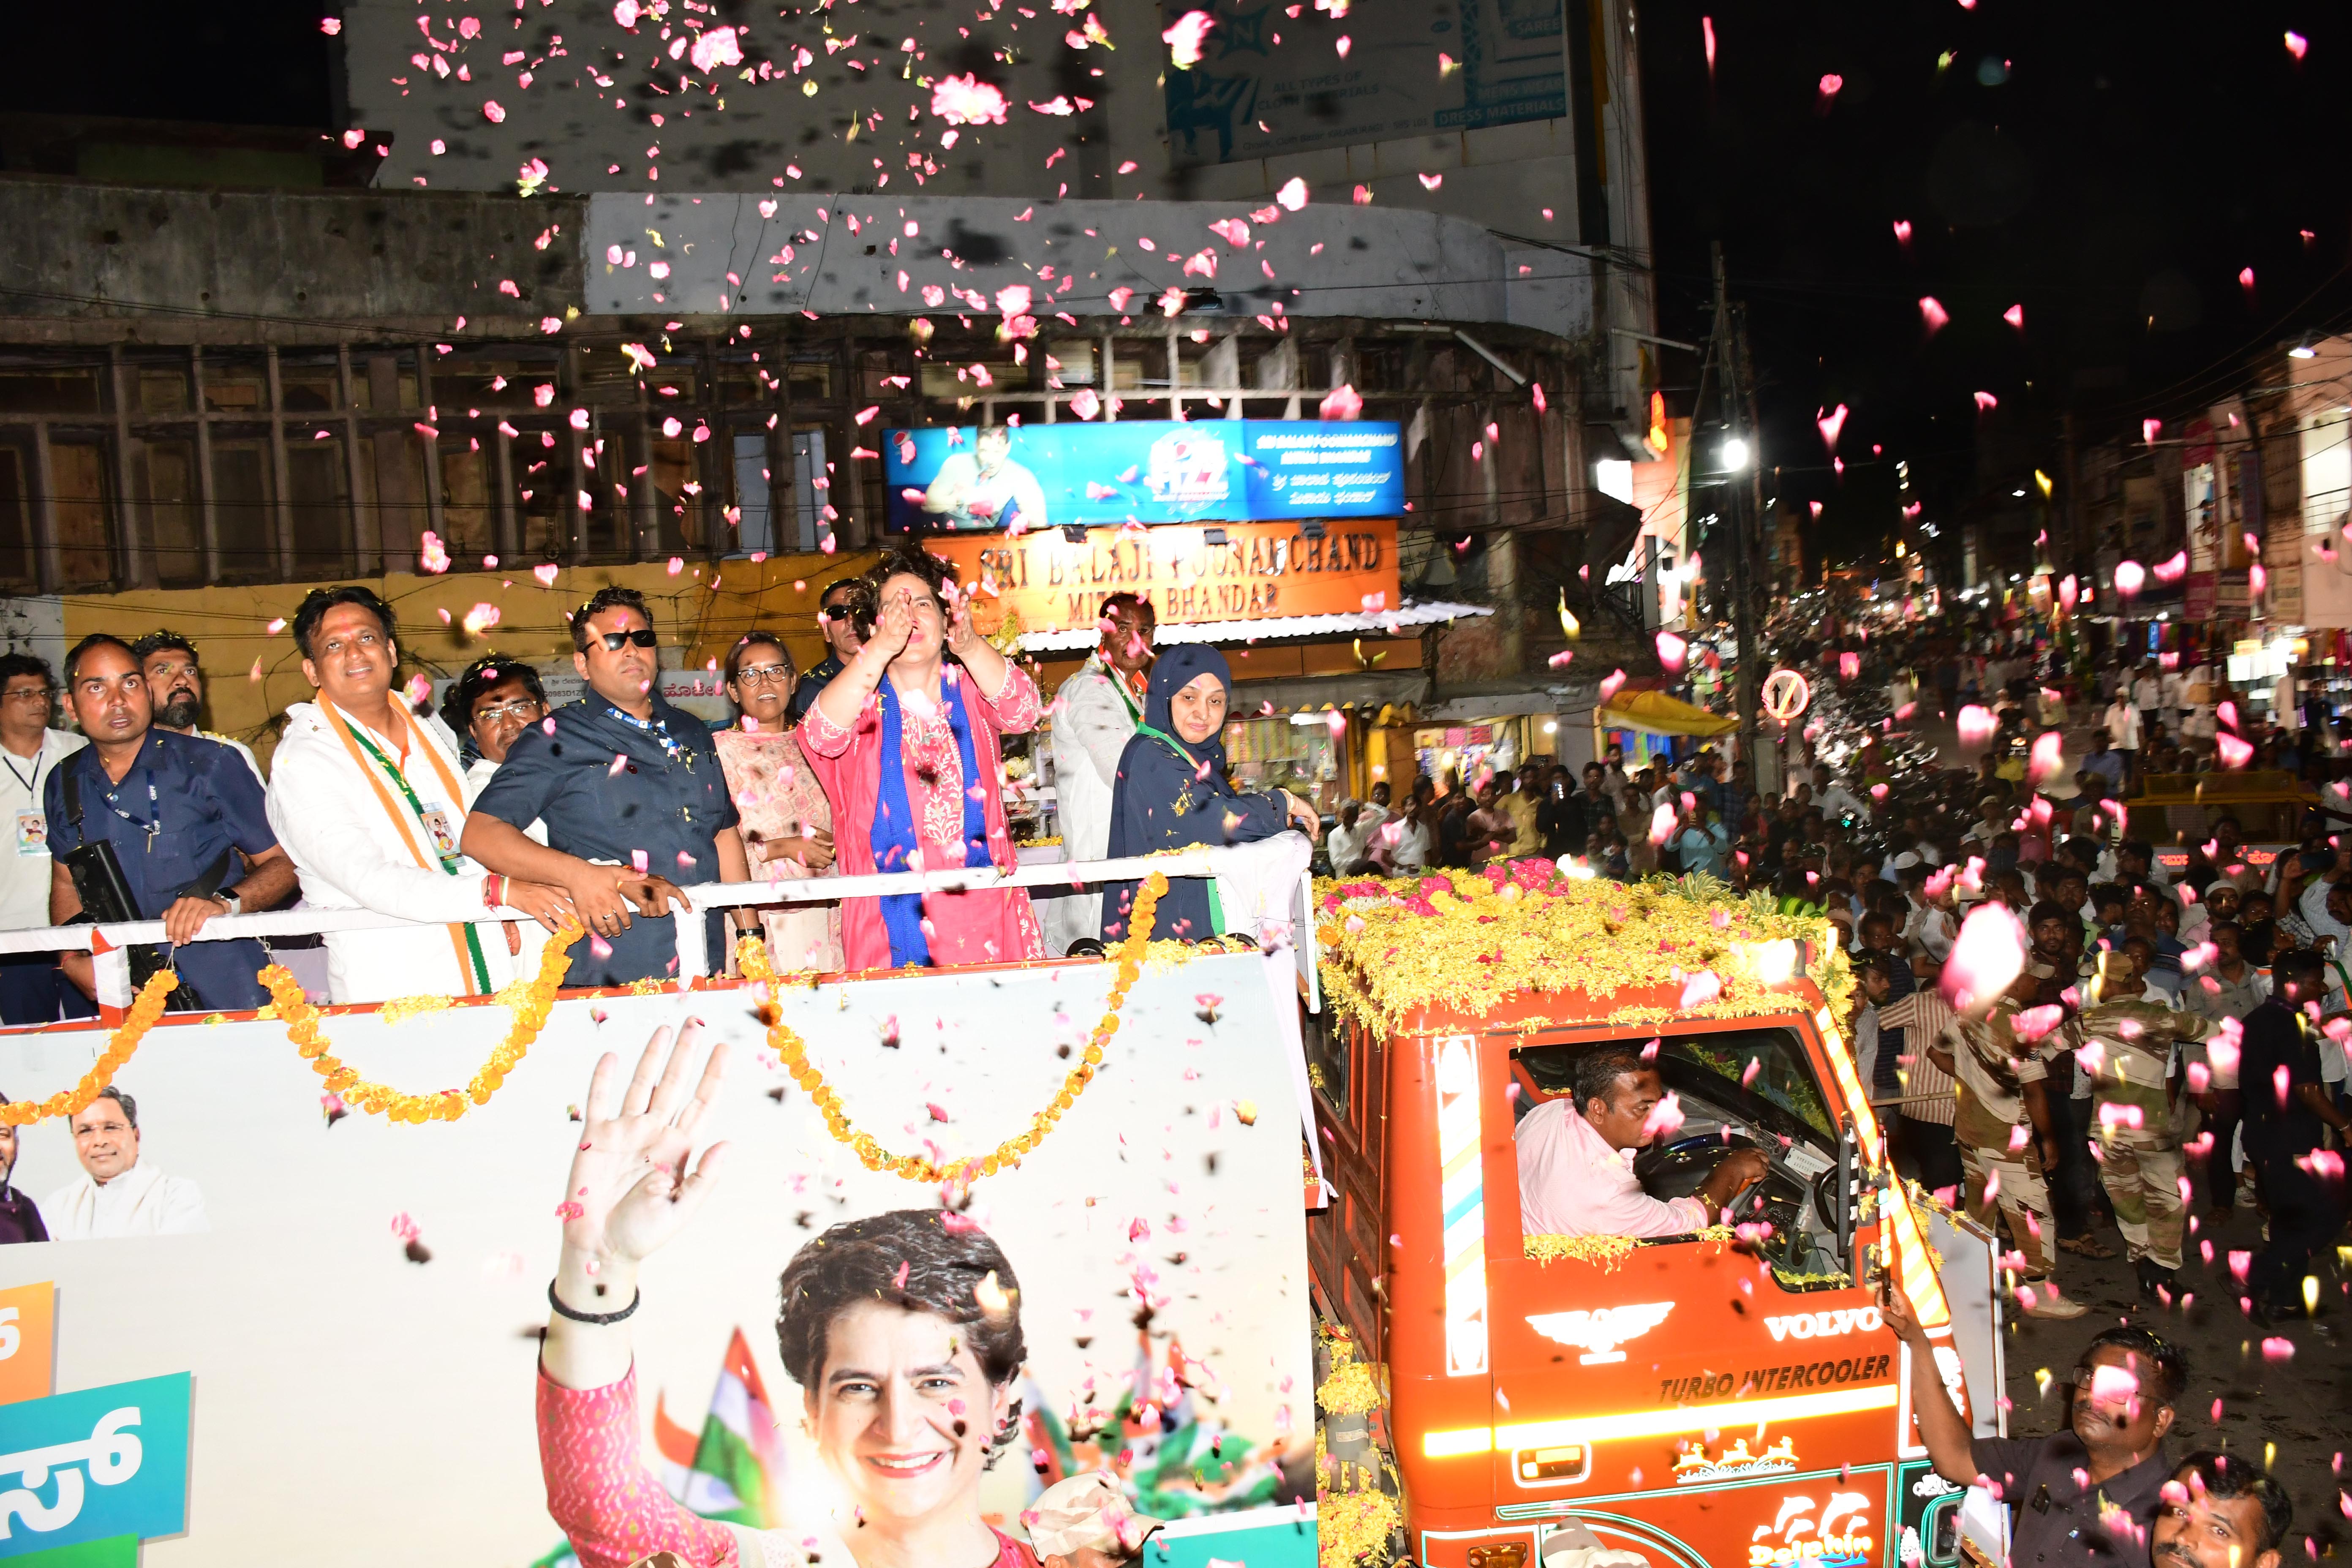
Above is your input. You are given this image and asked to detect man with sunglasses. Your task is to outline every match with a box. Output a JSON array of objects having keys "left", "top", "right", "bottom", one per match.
[
  {"left": 465, "top": 587, "right": 753, "bottom": 987},
  {"left": 1887, "top": 1280, "right": 2182, "bottom": 1568},
  {"left": 786, "top": 576, "right": 871, "bottom": 724}
]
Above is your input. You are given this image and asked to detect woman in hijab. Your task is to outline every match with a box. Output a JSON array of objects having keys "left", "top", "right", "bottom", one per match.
[{"left": 1100, "top": 645, "right": 1319, "bottom": 944}]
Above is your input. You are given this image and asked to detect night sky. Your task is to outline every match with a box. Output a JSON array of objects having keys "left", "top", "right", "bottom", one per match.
[
  {"left": 30, "top": 3, "right": 2352, "bottom": 583},
  {"left": 1641, "top": 1, "right": 2352, "bottom": 572}
]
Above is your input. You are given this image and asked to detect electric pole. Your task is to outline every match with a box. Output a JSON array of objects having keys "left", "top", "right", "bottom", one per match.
[{"left": 1710, "top": 243, "right": 1764, "bottom": 795}]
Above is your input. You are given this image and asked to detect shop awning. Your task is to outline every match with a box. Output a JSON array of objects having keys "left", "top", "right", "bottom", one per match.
[
  {"left": 1595, "top": 689, "right": 1738, "bottom": 738},
  {"left": 1014, "top": 600, "right": 1492, "bottom": 652},
  {"left": 1231, "top": 670, "right": 1432, "bottom": 712}
]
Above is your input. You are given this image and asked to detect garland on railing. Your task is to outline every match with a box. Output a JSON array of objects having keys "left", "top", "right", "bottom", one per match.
[
  {"left": 0, "top": 970, "right": 179, "bottom": 1127},
  {"left": 259, "top": 923, "right": 583, "bottom": 1124},
  {"left": 735, "top": 872, "right": 1168, "bottom": 1186}
]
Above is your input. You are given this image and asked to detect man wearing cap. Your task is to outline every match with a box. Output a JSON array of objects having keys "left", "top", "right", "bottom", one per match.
[{"left": 1026, "top": 1472, "right": 1162, "bottom": 1566}]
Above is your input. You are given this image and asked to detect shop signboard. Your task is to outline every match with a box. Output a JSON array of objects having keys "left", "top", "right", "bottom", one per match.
[
  {"left": 929, "top": 517, "right": 1400, "bottom": 636},
  {"left": 883, "top": 419, "right": 1405, "bottom": 532},
  {"left": 1160, "top": 0, "right": 1566, "bottom": 166}
]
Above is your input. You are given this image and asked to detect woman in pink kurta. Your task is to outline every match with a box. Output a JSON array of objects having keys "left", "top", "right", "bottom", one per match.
[
  {"left": 714, "top": 633, "right": 845, "bottom": 975},
  {"left": 800, "top": 548, "right": 1043, "bottom": 970}
]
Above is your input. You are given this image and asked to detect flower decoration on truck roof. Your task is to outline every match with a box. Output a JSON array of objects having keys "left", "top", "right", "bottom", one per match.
[
  {"left": 1522, "top": 1226, "right": 1736, "bottom": 1271},
  {"left": 1313, "top": 864, "right": 1851, "bottom": 1035}
]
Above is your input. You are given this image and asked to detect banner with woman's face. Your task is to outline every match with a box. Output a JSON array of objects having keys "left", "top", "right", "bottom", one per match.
[{"left": 0, "top": 950, "right": 1317, "bottom": 1567}]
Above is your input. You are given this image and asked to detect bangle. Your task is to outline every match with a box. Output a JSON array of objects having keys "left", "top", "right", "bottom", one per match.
[{"left": 548, "top": 1279, "right": 640, "bottom": 1325}]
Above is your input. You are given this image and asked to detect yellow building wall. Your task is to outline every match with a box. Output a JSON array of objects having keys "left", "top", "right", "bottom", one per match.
[{"left": 62, "top": 550, "right": 885, "bottom": 765}]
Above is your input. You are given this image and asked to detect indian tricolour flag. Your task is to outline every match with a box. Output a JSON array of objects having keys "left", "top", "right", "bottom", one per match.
[{"left": 529, "top": 1328, "right": 787, "bottom": 1566}]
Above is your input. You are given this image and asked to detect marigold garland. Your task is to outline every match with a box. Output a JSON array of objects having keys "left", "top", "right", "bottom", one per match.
[
  {"left": 1523, "top": 1225, "right": 1735, "bottom": 1271},
  {"left": 259, "top": 923, "right": 583, "bottom": 1124},
  {"left": 0, "top": 969, "right": 178, "bottom": 1127},
  {"left": 735, "top": 872, "right": 1169, "bottom": 1186},
  {"left": 1315, "top": 866, "right": 1849, "bottom": 1035}
]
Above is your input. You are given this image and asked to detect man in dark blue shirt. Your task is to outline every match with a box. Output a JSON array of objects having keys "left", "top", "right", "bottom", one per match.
[
  {"left": 2238, "top": 949, "right": 2352, "bottom": 1321},
  {"left": 463, "top": 588, "right": 750, "bottom": 988},
  {"left": 785, "top": 575, "right": 870, "bottom": 724},
  {"left": 44, "top": 635, "right": 294, "bottom": 1013}
]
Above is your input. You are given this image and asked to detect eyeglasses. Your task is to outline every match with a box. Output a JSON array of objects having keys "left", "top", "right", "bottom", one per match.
[
  {"left": 733, "top": 663, "right": 795, "bottom": 687},
  {"left": 594, "top": 629, "right": 659, "bottom": 651},
  {"left": 472, "top": 699, "right": 543, "bottom": 726},
  {"left": 0, "top": 689, "right": 51, "bottom": 703},
  {"left": 820, "top": 604, "right": 859, "bottom": 623}
]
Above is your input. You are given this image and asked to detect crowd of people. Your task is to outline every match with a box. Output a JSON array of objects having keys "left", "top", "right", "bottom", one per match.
[{"left": 0, "top": 548, "right": 1324, "bottom": 1026}]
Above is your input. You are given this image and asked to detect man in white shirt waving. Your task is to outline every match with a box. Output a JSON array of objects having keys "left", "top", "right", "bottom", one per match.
[{"left": 41, "top": 1088, "right": 207, "bottom": 1239}]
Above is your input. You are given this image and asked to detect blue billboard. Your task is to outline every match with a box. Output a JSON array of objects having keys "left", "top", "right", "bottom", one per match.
[{"left": 883, "top": 419, "right": 1404, "bottom": 532}]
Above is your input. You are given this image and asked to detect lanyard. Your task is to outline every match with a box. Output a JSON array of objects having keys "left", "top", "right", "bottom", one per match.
[
  {"left": 346, "top": 726, "right": 462, "bottom": 875},
  {"left": 604, "top": 703, "right": 693, "bottom": 769},
  {"left": 0, "top": 745, "right": 42, "bottom": 800},
  {"left": 100, "top": 766, "right": 161, "bottom": 847}
]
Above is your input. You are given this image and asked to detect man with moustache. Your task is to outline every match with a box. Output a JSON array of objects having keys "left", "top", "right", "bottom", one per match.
[
  {"left": 465, "top": 587, "right": 753, "bottom": 987},
  {"left": 41, "top": 1086, "right": 207, "bottom": 1239},
  {"left": 131, "top": 630, "right": 263, "bottom": 782},
  {"left": 44, "top": 634, "right": 292, "bottom": 1012},
  {"left": 1888, "top": 1287, "right": 2180, "bottom": 1568},
  {"left": 2150, "top": 1452, "right": 2290, "bottom": 1568}
]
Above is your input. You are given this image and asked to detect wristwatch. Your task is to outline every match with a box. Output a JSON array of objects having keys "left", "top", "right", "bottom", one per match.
[{"left": 217, "top": 888, "right": 243, "bottom": 916}]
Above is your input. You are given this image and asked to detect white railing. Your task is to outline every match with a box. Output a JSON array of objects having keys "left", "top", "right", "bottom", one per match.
[{"left": 0, "top": 844, "right": 1323, "bottom": 1005}]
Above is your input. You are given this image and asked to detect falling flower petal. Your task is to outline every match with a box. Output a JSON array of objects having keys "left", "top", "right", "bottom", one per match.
[
  {"left": 1162, "top": 10, "right": 1214, "bottom": 65},
  {"left": 1941, "top": 904, "right": 2026, "bottom": 1016}
]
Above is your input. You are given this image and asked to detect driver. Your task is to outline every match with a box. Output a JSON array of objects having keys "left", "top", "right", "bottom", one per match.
[{"left": 1517, "top": 1045, "right": 1771, "bottom": 1236}]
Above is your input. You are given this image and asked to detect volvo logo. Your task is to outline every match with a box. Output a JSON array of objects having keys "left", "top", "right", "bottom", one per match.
[{"left": 1762, "top": 1306, "right": 1882, "bottom": 1342}]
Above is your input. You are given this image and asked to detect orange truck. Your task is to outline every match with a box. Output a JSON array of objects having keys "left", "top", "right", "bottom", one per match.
[{"left": 1307, "top": 870, "right": 2006, "bottom": 1568}]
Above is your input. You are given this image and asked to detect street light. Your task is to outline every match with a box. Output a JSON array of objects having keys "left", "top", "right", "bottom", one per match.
[
  {"left": 1720, "top": 436, "right": 1752, "bottom": 471},
  {"left": 2289, "top": 335, "right": 2319, "bottom": 359}
]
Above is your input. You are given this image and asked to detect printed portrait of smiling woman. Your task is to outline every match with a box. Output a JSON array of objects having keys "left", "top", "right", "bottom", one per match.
[
  {"left": 535, "top": 1025, "right": 1042, "bottom": 1568},
  {"left": 775, "top": 1209, "right": 1029, "bottom": 1561}
]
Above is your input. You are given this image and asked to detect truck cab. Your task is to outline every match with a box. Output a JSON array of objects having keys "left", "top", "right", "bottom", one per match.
[{"left": 1307, "top": 871, "right": 2005, "bottom": 1568}]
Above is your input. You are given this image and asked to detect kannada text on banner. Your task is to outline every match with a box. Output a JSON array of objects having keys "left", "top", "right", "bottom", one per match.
[{"left": 931, "top": 517, "right": 1399, "bottom": 637}]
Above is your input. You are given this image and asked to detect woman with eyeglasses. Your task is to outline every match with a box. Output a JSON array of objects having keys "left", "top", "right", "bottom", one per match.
[
  {"left": 801, "top": 546, "right": 1045, "bottom": 969},
  {"left": 714, "top": 633, "right": 842, "bottom": 973}
]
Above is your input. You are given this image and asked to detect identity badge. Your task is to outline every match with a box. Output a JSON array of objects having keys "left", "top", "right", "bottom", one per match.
[
  {"left": 13, "top": 811, "right": 45, "bottom": 857},
  {"left": 418, "top": 804, "right": 459, "bottom": 860}
]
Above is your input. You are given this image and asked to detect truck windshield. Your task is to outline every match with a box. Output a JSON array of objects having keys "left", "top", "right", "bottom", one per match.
[
  {"left": 1514, "top": 1026, "right": 1833, "bottom": 1150},
  {"left": 1662, "top": 1029, "right": 1834, "bottom": 1142}
]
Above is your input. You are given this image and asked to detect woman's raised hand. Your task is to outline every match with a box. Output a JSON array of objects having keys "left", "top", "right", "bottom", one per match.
[
  {"left": 869, "top": 586, "right": 917, "bottom": 663},
  {"left": 560, "top": 1024, "right": 730, "bottom": 1269}
]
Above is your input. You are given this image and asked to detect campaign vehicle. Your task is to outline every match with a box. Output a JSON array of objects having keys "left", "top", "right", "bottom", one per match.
[{"left": 1306, "top": 868, "right": 2006, "bottom": 1568}]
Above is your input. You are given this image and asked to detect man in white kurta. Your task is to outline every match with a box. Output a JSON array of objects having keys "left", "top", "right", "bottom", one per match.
[
  {"left": 263, "top": 591, "right": 570, "bottom": 1004},
  {"left": 42, "top": 1088, "right": 207, "bottom": 1239},
  {"left": 270, "top": 697, "right": 518, "bottom": 1003},
  {"left": 1044, "top": 594, "right": 1155, "bottom": 956}
]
